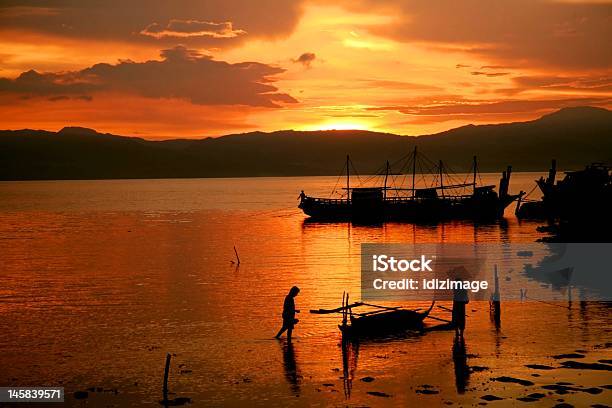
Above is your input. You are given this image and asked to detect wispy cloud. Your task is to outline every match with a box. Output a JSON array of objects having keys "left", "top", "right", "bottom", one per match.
[{"left": 140, "top": 20, "right": 246, "bottom": 39}]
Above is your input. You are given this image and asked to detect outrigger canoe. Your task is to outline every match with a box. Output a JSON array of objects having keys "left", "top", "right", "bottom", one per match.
[{"left": 310, "top": 292, "right": 435, "bottom": 338}]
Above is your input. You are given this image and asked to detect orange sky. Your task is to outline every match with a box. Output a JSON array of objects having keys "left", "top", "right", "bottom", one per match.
[{"left": 0, "top": 1, "right": 611, "bottom": 138}]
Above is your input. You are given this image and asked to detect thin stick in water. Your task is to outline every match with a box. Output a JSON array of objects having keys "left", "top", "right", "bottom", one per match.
[
  {"left": 233, "top": 245, "right": 241, "bottom": 265},
  {"left": 162, "top": 353, "right": 171, "bottom": 402}
]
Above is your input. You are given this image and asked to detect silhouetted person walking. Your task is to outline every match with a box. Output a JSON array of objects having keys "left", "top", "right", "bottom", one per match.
[
  {"left": 452, "top": 279, "right": 469, "bottom": 338},
  {"left": 275, "top": 286, "right": 300, "bottom": 341}
]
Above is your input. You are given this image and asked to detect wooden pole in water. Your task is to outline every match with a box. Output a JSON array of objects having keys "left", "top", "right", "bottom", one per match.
[
  {"left": 346, "top": 155, "right": 350, "bottom": 202},
  {"left": 439, "top": 160, "right": 445, "bottom": 199},
  {"left": 515, "top": 194, "right": 522, "bottom": 216},
  {"left": 346, "top": 293, "right": 351, "bottom": 320},
  {"left": 493, "top": 265, "right": 500, "bottom": 300},
  {"left": 506, "top": 166, "right": 512, "bottom": 191},
  {"left": 383, "top": 160, "right": 389, "bottom": 200},
  {"left": 162, "top": 353, "right": 171, "bottom": 402},
  {"left": 341, "top": 292, "right": 347, "bottom": 327},
  {"left": 473, "top": 156, "right": 477, "bottom": 194},
  {"left": 412, "top": 146, "right": 417, "bottom": 199},
  {"left": 547, "top": 159, "right": 557, "bottom": 186},
  {"left": 491, "top": 265, "right": 501, "bottom": 326},
  {"left": 233, "top": 245, "right": 241, "bottom": 265}
]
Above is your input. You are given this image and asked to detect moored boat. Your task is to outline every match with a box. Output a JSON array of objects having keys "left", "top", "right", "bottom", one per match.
[
  {"left": 310, "top": 293, "right": 435, "bottom": 338},
  {"left": 299, "top": 149, "right": 524, "bottom": 222},
  {"left": 516, "top": 160, "right": 612, "bottom": 241}
]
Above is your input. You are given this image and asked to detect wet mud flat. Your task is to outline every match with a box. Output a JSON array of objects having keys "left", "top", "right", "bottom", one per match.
[{"left": 457, "top": 343, "right": 612, "bottom": 407}]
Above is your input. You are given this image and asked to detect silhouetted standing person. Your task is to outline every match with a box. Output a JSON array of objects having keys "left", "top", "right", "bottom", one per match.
[
  {"left": 452, "top": 279, "right": 469, "bottom": 337},
  {"left": 298, "top": 190, "right": 306, "bottom": 204},
  {"left": 275, "top": 286, "right": 300, "bottom": 341}
]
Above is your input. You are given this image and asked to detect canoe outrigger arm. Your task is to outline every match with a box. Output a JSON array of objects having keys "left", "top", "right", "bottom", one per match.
[
  {"left": 310, "top": 302, "right": 364, "bottom": 315},
  {"left": 309, "top": 300, "right": 434, "bottom": 315}
]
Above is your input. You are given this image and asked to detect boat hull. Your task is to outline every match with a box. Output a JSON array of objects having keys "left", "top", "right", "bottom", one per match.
[
  {"left": 300, "top": 195, "right": 518, "bottom": 222},
  {"left": 339, "top": 309, "right": 427, "bottom": 337}
]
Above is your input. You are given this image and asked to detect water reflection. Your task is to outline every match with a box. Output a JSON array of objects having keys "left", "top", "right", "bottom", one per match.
[
  {"left": 301, "top": 217, "right": 517, "bottom": 245},
  {"left": 279, "top": 339, "right": 300, "bottom": 396},
  {"left": 341, "top": 338, "right": 359, "bottom": 399},
  {"left": 2, "top": 175, "right": 611, "bottom": 407},
  {"left": 452, "top": 335, "right": 470, "bottom": 394}
]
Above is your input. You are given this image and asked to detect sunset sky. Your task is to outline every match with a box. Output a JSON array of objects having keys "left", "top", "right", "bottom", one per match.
[{"left": 0, "top": 0, "right": 611, "bottom": 139}]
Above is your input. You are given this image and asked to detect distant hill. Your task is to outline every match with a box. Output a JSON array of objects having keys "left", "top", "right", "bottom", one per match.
[{"left": 1, "top": 106, "right": 611, "bottom": 180}]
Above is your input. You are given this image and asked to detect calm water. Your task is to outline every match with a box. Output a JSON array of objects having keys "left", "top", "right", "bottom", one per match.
[{"left": 0, "top": 174, "right": 610, "bottom": 407}]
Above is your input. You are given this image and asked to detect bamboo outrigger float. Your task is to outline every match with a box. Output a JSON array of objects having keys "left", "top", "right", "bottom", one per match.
[
  {"left": 310, "top": 292, "right": 435, "bottom": 338},
  {"left": 299, "top": 148, "right": 524, "bottom": 222}
]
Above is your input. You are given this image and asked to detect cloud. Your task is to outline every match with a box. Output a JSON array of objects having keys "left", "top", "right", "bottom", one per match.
[
  {"left": 370, "top": 97, "right": 612, "bottom": 127},
  {"left": 470, "top": 71, "right": 509, "bottom": 77},
  {"left": 357, "top": 78, "right": 442, "bottom": 91},
  {"left": 335, "top": 0, "right": 612, "bottom": 70},
  {"left": 47, "top": 95, "right": 92, "bottom": 102},
  {"left": 507, "top": 75, "right": 612, "bottom": 94},
  {"left": 0, "top": 93, "right": 259, "bottom": 138},
  {"left": 0, "top": 1, "right": 304, "bottom": 46},
  {"left": 366, "top": 97, "right": 612, "bottom": 122},
  {"left": 292, "top": 52, "right": 316, "bottom": 68},
  {"left": 326, "top": 113, "right": 379, "bottom": 118},
  {"left": 0, "top": 46, "right": 298, "bottom": 108},
  {"left": 140, "top": 20, "right": 246, "bottom": 39},
  {"left": 480, "top": 65, "right": 512, "bottom": 70}
]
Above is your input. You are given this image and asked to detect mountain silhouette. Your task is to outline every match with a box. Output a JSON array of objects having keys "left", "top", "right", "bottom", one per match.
[{"left": 1, "top": 106, "right": 610, "bottom": 180}]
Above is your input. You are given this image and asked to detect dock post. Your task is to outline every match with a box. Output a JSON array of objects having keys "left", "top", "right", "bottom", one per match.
[
  {"left": 515, "top": 195, "right": 522, "bottom": 216},
  {"left": 162, "top": 353, "right": 171, "bottom": 402},
  {"left": 490, "top": 265, "right": 501, "bottom": 326}
]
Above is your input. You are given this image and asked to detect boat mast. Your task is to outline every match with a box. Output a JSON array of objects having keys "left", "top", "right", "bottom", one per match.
[
  {"left": 412, "top": 146, "right": 417, "bottom": 198},
  {"left": 384, "top": 160, "right": 390, "bottom": 200},
  {"left": 439, "top": 160, "right": 445, "bottom": 199},
  {"left": 346, "top": 154, "right": 350, "bottom": 202},
  {"left": 473, "top": 155, "right": 478, "bottom": 194}
]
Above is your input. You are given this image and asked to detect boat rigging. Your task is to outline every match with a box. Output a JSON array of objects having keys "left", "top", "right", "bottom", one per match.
[{"left": 298, "top": 147, "right": 524, "bottom": 222}]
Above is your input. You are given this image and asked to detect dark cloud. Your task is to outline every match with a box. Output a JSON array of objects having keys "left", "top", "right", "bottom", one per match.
[
  {"left": 366, "top": 97, "right": 612, "bottom": 116},
  {"left": 455, "top": 64, "right": 470, "bottom": 69},
  {"left": 470, "top": 71, "right": 509, "bottom": 77},
  {"left": 47, "top": 95, "right": 92, "bottom": 102},
  {"left": 336, "top": 0, "right": 612, "bottom": 70},
  {"left": 0, "top": 46, "right": 298, "bottom": 108},
  {"left": 292, "top": 52, "right": 316, "bottom": 68},
  {"left": 0, "top": 1, "right": 304, "bottom": 46},
  {"left": 140, "top": 20, "right": 246, "bottom": 39},
  {"left": 369, "top": 97, "right": 612, "bottom": 125},
  {"left": 480, "top": 65, "right": 513, "bottom": 70},
  {"left": 508, "top": 75, "right": 612, "bottom": 94}
]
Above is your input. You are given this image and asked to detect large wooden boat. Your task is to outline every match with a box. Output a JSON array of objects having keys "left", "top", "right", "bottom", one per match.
[
  {"left": 516, "top": 160, "right": 612, "bottom": 241},
  {"left": 517, "top": 160, "right": 612, "bottom": 220},
  {"left": 299, "top": 148, "right": 523, "bottom": 222}
]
